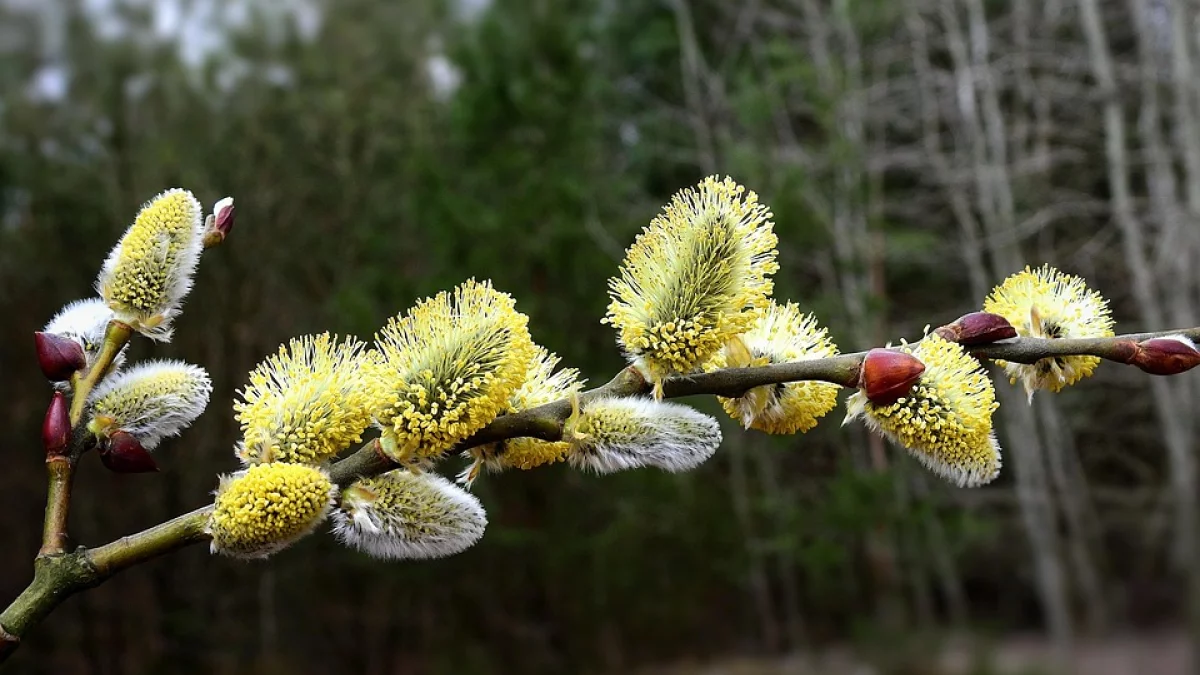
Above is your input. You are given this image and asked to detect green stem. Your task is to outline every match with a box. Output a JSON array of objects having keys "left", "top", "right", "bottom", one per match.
[
  {"left": 88, "top": 507, "right": 212, "bottom": 575},
  {"left": 0, "top": 554, "right": 100, "bottom": 649},
  {"left": 67, "top": 321, "right": 132, "bottom": 427},
  {"left": 38, "top": 458, "right": 74, "bottom": 556}
]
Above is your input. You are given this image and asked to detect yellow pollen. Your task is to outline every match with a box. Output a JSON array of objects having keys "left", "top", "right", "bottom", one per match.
[
  {"left": 605, "top": 176, "right": 779, "bottom": 395},
  {"left": 374, "top": 279, "right": 535, "bottom": 467},
  {"left": 98, "top": 189, "right": 202, "bottom": 337},
  {"left": 983, "top": 265, "right": 1114, "bottom": 397},
  {"left": 209, "top": 463, "right": 334, "bottom": 559},
  {"left": 235, "top": 334, "right": 385, "bottom": 465}
]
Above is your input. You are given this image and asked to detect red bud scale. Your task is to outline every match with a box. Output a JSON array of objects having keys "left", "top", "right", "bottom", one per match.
[{"left": 859, "top": 349, "right": 926, "bottom": 406}]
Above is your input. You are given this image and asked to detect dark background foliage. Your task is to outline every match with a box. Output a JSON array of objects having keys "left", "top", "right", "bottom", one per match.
[{"left": 1, "top": 1, "right": 1198, "bottom": 673}]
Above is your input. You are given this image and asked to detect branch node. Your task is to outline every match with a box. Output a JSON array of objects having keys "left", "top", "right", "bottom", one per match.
[{"left": 369, "top": 438, "right": 389, "bottom": 464}]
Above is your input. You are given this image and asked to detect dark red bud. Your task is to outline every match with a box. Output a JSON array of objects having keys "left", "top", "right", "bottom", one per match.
[
  {"left": 213, "top": 198, "right": 234, "bottom": 236},
  {"left": 1131, "top": 337, "right": 1200, "bottom": 376},
  {"left": 34, "top": 332, "right": 85, "bottom": 382},
  {"left": 100, "top": 431, "right": 159, "bottom": 474},
  {"left": 860, "top": 349, "right": 926, "bottom": 405},
  {"left": 203, "top": 197, "right": 235, "bottom": 248},
  {"left": 933, "top": 312, "right": 1018, "bottom": 346},
  {"left": 42, "top": 392, "right": 70, "bottom": 457}
]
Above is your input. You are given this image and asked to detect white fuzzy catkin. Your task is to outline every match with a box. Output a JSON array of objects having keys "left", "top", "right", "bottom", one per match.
[
  {"left": 566, "top": 396, "right": 722, "bottom": 474},
  {"left": 88, "top": 360, "right": 213, "bottom": 449},
  {"left": 332, "top": 470, "right": 488, "bottom": 560},
  {"left": 45, "top": 297, "right": 113, "bottom": 342},
  {"left": 43, "top": 298, "right": 127, "bottom": 379}
]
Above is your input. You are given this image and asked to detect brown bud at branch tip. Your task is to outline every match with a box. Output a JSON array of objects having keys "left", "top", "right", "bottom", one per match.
[
  {"left": 100, "top": 431, "right": 159, "bottom": 474},
  {"left": 34, "top": 332, "right": 86, "bottom": 382},
  {"left": 42, "top": 392, "right": 70, "bottom": 457},
  {"left": 1131, "top": 336, "right": 1200, "bottom": 376},
  {"left": 933, "top": 312, "right": 1018, "bottom": 346},
  {"left": 859, "top": 349, "right": 926, "bottom": 405}
]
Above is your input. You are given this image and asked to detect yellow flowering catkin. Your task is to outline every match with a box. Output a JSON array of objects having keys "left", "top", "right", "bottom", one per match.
[
  {"left": 983, "top": 265, "right": 1114, "bottom": 399},
  {"left": 96, "top": 189, "right": 204, "bottom": 341},
  {"left": 333, "top": 470, "right": 487, "bottom": 560},
  {"left": 459, "top": 345, "right": 584, "bottom": 486},
  {"left": 707, "top": 301, "right": 841, "bottom": 434},
  {"left": 87, "top": 360, "right": 212, "bottom": 449},
  {"left": 374, "top": 279, "right": 535, "bottom": 467},
  {"left": 208, "top": 463, "right": 335, "bottom": 559},
  {"left": 604, "top": 176, "right": 779, "bottom": 397},
  {"left": 845, "top": 335, "right": 1001, "bottom": 488},
  {"left": 235, "top": 333, "right": 385, "bottom": 465}
]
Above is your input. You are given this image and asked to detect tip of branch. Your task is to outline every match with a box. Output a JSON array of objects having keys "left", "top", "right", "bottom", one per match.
[{"left": 1131, "top": 336, "right": 1200, "bottom": 376}]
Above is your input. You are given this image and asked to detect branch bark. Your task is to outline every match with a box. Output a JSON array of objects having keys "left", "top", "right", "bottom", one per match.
[{"left": 38, "top": 458, "right": 74, "bottom": 557}]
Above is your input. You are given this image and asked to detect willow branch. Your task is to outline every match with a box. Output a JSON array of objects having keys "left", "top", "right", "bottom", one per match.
[
  {"left": 455, "top": 326, "right": 1200, "bottom": 450},
  {"left": 3, "top": 324, "right": 1198, "bottom": 663}
]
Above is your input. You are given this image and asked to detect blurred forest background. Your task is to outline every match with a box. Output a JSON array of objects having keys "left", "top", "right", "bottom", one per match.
[{"left": 2, "top": 0, "right": 1200, "bottom": 673}]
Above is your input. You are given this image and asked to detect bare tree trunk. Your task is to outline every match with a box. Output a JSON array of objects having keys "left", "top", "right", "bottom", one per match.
[
  {"left": 1080, "top": 1, "right": 1200, "bottom": 669},
  {"left": 670, "top": 0, "right": 719, "bottom": 173},
  {"left": 749, "top": 436, "right": 807, "bottom": 649},
  {"left": 934, "top": 0, "right": 1074, "bottom": 658},
  {"left": 727, "top": 441, "right": 781, "bottom": 651},
  {"left": 796, "top": 0, "right": 874, "bottom": 346},
  {"left": 800, "top": 0, "right": 907, "bottom": 630},
  {"left": 1160, "top": 0, "right": 1200, "bottom": 457},
  {"left": 1002, "top": 1, "right": 1112, "bottom": 629},
  {"left": 1037, "top": 397, "right": 1108, "bottom": 633},
  {"left": 668, "top": 0, "right": 788, "bottom": 650},
  {"left": 967, "top": 0, "right": 1106, "bottom": 629},
  {"left": 911, "top": 471, "right": 969, "bottom": 626}
]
